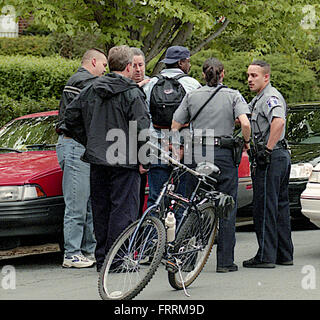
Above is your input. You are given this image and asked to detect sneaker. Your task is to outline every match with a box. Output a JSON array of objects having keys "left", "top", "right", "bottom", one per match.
[
  {"left": 83, "top": 253, "right": 96, "bottom": 263},
  {"left": 62, "top": 254, "right": 95, "bottom": 268}
]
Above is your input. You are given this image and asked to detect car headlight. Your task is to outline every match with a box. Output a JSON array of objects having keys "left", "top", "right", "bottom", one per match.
[
  {"left": 0, "top": 185, "right": 46, "bottom": 202},
  {"left": 308, "top": 169, "right": 320, "bottom": 183},
  {"left": 290, "top": 163, "right": 313, "bottom": 180}
]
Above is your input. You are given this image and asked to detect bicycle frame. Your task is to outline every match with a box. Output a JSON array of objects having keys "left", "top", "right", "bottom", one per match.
[{"left": 128, "top": 162, "right": 216, "bottom": 262}]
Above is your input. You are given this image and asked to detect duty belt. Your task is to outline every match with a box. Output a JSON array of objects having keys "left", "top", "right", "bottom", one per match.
[
  {"left": 274, "top": 139, "right": 288, "bottom": 150},
  {"left": 194, "top": 136, "right": 234, "bottom": 148}
]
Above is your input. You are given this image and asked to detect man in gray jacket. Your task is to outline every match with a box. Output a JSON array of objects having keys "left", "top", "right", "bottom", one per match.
[
  {"left": 56, "top": 48, "right": 107, "bottom": 268},
  {"left": 143, "top": 46, "right": 201, "bottom": 224}
]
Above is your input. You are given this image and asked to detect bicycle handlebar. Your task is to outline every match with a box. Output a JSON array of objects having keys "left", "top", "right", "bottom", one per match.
[{"left": 147, "top": 141, "right": 217, "bottom": 185}]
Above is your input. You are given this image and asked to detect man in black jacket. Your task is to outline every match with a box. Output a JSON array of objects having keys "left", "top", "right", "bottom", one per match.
[
  {"left": 56, "top": 48, "right": 107, "bottom": 268},
  {"left": 65, "top": 45, "right": 150, "bottom": 271}
]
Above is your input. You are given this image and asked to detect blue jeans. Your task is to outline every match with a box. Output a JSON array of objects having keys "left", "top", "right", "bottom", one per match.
[
  {"left": 56, "top": 135, "right": 96, "bottom": 257},
  {"left": 147, "top": 164, "right": 186, "bottom": 224}
]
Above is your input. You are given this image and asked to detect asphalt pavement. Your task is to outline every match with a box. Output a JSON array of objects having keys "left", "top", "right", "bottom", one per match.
[{"left": 0, "top": 228, "right": 320, "bottom": 301}]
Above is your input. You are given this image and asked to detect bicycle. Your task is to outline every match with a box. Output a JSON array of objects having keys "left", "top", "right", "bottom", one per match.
[{"left": 98, "top": 141, "right": 235, "bottom": 300}]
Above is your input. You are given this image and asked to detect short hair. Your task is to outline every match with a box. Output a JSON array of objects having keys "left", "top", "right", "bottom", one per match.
[
  {"left": 250, "top": 60, "right": 271, "bottom": 75},
  {"left": 131, "top": 47, "right": 145, "bottom": 61},
  {"left": 81, "top": 48, "right": 107, "bottom": 64},
  {"left": 108, "top": 45, "right": 134, "bottom": 72},
  {"left": 202, "top": 57, "right": 224, "bottom": 87}
]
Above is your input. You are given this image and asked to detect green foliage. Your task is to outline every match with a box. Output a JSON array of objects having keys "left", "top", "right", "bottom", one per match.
[
  {"left": 0, "top": 35, "right": 54, "bottom": 56},
  {"left": 49, "top": 31, "right": 105, "bottom": 59},
  {"left": 0, "top": 94, "right": 58, "bottom": 127},
  {"left": 0, "top": 55, "right": 80, "bottom": 100},
  {"left": 189, "top": 50, "right": 320, "bottom": 104},
  {"left": 0, "top": 33, "right": 105, "bottom": 59},
  {"left": 3, "top": 0, "right": 318, "bottom": 71}
]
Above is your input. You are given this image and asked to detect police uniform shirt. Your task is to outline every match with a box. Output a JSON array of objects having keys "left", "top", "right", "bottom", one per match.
[
  {"left": 173, "top": 84, "right": 250, "bottom": 137},
  {"left": 250, "top": 83, "right": 286, "bottom": 145}
]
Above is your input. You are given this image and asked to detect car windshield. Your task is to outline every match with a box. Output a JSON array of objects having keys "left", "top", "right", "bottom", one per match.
[
  {"left": 0, "top": 115, "right": 58, "bottom": 151},
  {"left": 287, "top": 106, "right": 320, "bottom": 145}
]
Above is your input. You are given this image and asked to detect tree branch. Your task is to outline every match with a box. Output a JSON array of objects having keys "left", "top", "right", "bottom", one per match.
[
  {"left": 145, "top": 18, "right": 181, "bottom": 63},
  {"left": 151, "top": 22, "right": 193, "bottom": 75},
  {"left": 190, "top": 18, "right": 230, "bottom": 55}
]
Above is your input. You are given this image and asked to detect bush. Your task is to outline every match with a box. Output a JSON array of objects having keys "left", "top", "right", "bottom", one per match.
[
  {"left": 0, "top": 95, "right": 59, "bottom": 127},
  {"left": 0, "top": 33, "right": 106, "bottom": 60},
  {"left": 190, "top": 50, "right": 320, "bottom": 103},
  {"left": 0, "top": 36, "right": 54, "bottom": 56},
  {"left": 0, "top": 55, "right": 80, "bottom": 101}
]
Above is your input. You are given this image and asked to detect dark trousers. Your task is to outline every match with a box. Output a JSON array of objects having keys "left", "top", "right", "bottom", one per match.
[
  {"left": 186, "top": 146, "right": 238, "bottom": 268},
  {"left": 139, "top": 173, "right": 147, "bottom": 217},
  {"left": 252, "top": 148, "right": 294, "bottom": 263},
  {"left": 90, "top": 164, "right": 140, "bottom": 268}
]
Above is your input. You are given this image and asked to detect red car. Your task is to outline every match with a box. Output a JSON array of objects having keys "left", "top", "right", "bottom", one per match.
[
  {"left": 0, "top": 111, "right": 252, "bottom": 250},
  {"left": 0, "top": 111, "right": 64, "bottom": 250}
]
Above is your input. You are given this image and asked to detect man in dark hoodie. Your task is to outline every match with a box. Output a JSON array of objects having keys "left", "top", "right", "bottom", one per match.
[{"left": 65, "top": 45, "right": 150, "bottom": 271}]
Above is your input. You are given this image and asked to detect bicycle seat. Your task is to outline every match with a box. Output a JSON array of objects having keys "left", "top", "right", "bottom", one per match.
[{"left": 195, "top": 161, "right": 220, "bottom": 176}]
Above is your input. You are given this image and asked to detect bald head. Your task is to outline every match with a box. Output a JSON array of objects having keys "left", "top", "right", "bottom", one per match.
[{"left": 81, "top": 48, "right": 107, "bottom": 77}]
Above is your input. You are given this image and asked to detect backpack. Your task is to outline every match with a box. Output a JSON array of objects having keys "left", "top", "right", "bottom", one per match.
[{"left": 149, "top": 74, "right": 187, "bottom": 128}]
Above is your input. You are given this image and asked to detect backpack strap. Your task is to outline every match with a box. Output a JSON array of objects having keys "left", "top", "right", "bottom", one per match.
[
  {"left": 173, "top": 73, "right": 189, "bottom": 80},
  {"left": 153, "top": 73, "right": 188, "bottom": 81}
]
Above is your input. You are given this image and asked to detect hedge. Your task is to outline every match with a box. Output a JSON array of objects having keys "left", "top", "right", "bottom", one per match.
[
  {"left": 0, "top": 36, "right": 54, "bottom": 57},
  {"left": 0, "top": 55, "right": 80, "bottom": 101},
  {"left": 0, "top": 94, "right": 59, "bottom": 128},
  {"left": 0, "top": 34, "right": 105, "bottom": 60},
  {"left": 189, "top": 50, "right": 320, "bottom": 104}
]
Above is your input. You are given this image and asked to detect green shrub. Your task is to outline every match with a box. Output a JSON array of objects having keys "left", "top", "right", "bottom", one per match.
[
  {"left": 0, "top": 33, "right": 106, "bottom": 59},
  {"left": 190, "top": 50, "right": 320, "bottom": 103},
  {"left": 0, "top": 55, "right": 80, "bottom": 101},
  {"left": 0, "top": 94, "right": 59, "bottom": 127},
  {"left": 0, "top": 36, "right": 54, "bottom": 56}
]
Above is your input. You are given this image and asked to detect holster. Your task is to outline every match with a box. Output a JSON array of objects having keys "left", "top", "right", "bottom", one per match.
[{"left": 232, "top": 136, "right": 244, "bottom": 167}]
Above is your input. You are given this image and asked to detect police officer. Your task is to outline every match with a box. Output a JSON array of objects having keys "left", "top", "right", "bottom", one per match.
[
  {"left": 172, "top": 57, "right": 251, "bottom": 273},
  {"left": 243, "top": 60, "right": 294, "bottom": 268}
]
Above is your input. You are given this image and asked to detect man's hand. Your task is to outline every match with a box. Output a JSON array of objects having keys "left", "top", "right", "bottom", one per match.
[
  {"left": 139, "top": 164, "right": 149, "bottom": 174},
  {"left": 256, "top": 146, "right": 272, "bottom": 168}
]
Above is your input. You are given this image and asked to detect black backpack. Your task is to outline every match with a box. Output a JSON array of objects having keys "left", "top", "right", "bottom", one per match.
[{"left": 149, "top": 74, "right": 187, "bottom": 128}]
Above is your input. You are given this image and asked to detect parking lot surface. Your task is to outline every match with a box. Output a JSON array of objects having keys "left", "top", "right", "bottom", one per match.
[{"left": 0, "top": 228, "right": 320, "bottom": 301}]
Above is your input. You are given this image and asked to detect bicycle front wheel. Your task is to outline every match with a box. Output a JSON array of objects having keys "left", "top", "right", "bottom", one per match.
[
  {"left": 168, "top": 202, "right": 218, "bottom": 290},
  {"left": 98, "top": 216, "right": 166, "bottom": 300}
]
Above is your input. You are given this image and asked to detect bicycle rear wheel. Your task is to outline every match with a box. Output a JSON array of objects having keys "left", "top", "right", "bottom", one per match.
[
  {"left": 98, "top": 216, "right": 166, "bottom": 300},
  {"left": 168, "top": 202, "right": 218, "bottom": 290}
]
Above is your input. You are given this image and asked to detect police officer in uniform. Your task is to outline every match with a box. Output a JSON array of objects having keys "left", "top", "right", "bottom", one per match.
[
  {"left": 172, "top": 58, "right": 251, "bottom": 273},
  {"left": 243, "top": 60, "right": 294, "bottom": 268}
]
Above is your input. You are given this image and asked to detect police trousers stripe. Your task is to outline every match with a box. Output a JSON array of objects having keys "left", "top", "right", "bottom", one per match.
[{"left": 260, "top": 166, "right": 269, "bottom": 261}]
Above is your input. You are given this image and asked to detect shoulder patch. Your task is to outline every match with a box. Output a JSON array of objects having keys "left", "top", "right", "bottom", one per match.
[{"left": 267, "top": 96, "right": 280, "bottom": 108}]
